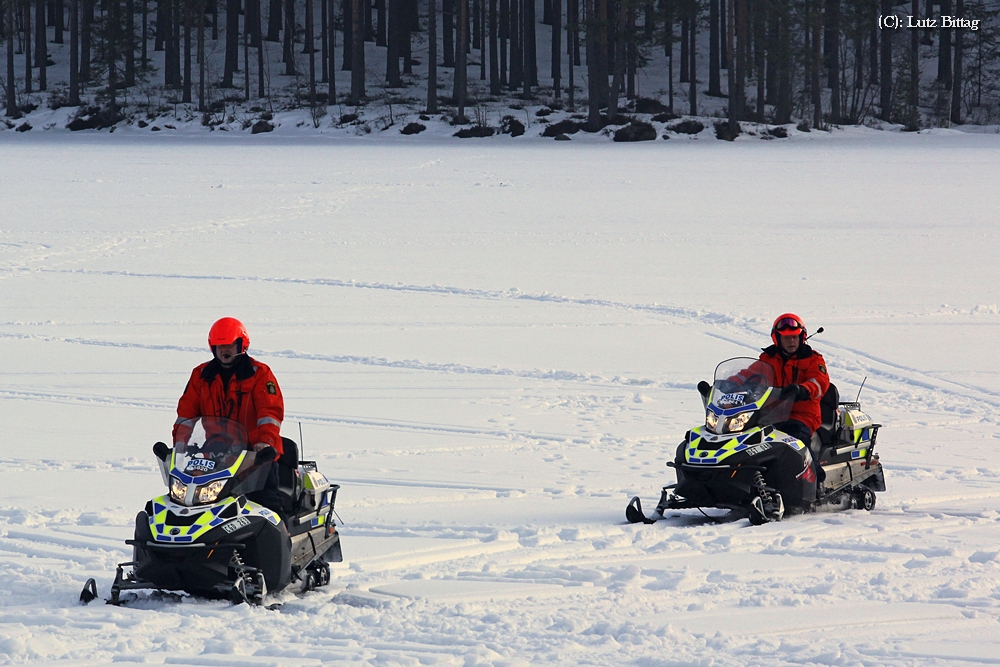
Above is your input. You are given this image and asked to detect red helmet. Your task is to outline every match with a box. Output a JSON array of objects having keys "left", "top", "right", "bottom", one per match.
[
  {"left": 208, "top": 317, "right": 250, "bottom": 354},
  {"left": 770, "top": 313, "right": 806, "bottom": 346}
]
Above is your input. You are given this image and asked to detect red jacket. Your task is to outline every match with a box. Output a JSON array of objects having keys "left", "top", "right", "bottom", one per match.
[
  {"left": 173, "top": 355, "right": 285, "bottom": 457},
  {"left": 753, "top": 344, "right": 830, "bottom": 433}
]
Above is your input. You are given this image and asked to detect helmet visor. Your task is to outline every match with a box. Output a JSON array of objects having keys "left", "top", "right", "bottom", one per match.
[{"left": 774, "top": 317, "right": 803, "bottom": 335}]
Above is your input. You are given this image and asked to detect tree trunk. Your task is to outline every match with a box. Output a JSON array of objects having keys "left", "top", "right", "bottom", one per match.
[
  {"left": 499, "top": 0, "right": 507, "bottom": 84},
  {"left": 937, "top": 0, "right": 950, "bottom": 85},
  {"left": 908, "top": 0, "right": 918, "bottom": 128},
  {"left": 342, "top": 0, "right": 352, "bottom": 68},
  {"left": 765, "top": 3, "right": 777, "bottom": 103},
  {"left": 489, "top": 0, "right": 499, "bottom": 92},
  {"left": 478, "top": 0, "right": 484, "bottom": 80},
  {"left": 607, "top": 0, "right": 624, "bottom": 118},
  {"left": 25, "top": 0, "right": 33, "bottom": 94},
  {"left": 443, "top": 0, "right": 453, "bottom": 66},
  {"left": 142, "top": 0, "right": 148, "bottom": 64},
  {"left": 365, "top": 0, "right": 372, "bottom": 41},
  {"left": 267, "top": 0, "right": 280, "bottom": 39},
  {"left": 80, "top": 0, "right": 91, "bottom": 79},
  {"left": 679, "top": 11, "right": 687, "bottom": 82},
  {"left": 508, "top": 0, "right": 520, "bottom": 88},
  {"left": 709, "top": 0, "right": 720, "bottom": 95},
  {"left": 665, "top": 0, "right": 672, "bottom": 111},
  {"left": 521, "top": 0, "right": 529, "bottom": 95},
  {"left": 183, "top": 0, "right": 191, "bottom": 102},
  {"left": 320, "top": 0, "right": 328, "bottom": 80},
  {"left": 386, "top": 0, "right": 400, "bottom": 85},
  {"left": 36, "top": 0, "right": 46, "bottom": 91},
  {"left": 550, "top": 0, "right": 559, "bottom": 97},
  {"left": 399, "top": 0, "right": 417, "bottom": 74},
  {"left": 921, "top": 0, "right": 932, "bottom": 45},
  {"left": 776, "top": 5, "right": 791, "bottom": 122},
  {"left": 223, "top": 0, "right": 238, "bottom": 85},
  {"left": 879, "top": 0, "right": 891, "bottom": 120},
  {"left": 325, "top": 0, "right": 333, "bottom": 99},
  {"left": 69, "top": 0, "right": 80, "bottom": 103},
  {"left": 171, "top": 0, "right": 182, "bottom": 87},
  {"left": 688, "top": 0, "right": 696, "bottom": 115},
  {"left": 54, "top": 0, "right": 64, "bottom": 42},
  {"left": 107, "top": 0, "right": 116, "bottom": 109},
  {"left": 524, "top": 0, "right": 535, "bottom": 87},
  {"left": 199, "top": 0, "right": 206, "bottom": 107},
  {"left": 376, "top": 0, "right": 385, "bottom": 44},
  {"left": 826, "top": 0, "right": 839, "bottom": 122},
  {"left": 869, "top": 25, "right": 877, "bottom": 86},
  {"left": 427, "top": 0, "right": 437, "bottom": 110},
  {"left": 350, "top": 0, "right": 364, "bottom": 102},
  {"left": 719, "top": 0, "right": 727, "bottom": 68},
  {"left": 585, "top": 0, "right": 599, "bottom": 126},
  {"left": 283, "top": 0, "right": 295, "bottom": 74},
  {"left": 810, "top": 0, "right": 821, "bottom": 128},
  {"left": 456, "top": 0, "right": 467, "bottom": 117},
  {"left": 6, "top": 0, "right": 16, "bottom": 114},
  {"left": 727, "top": 0, "right": 736, "bottom": 128},
  {"left": 567, "top": 0, "right": 574, "bottom": 108},
  {"left": 126, "top": 0, "right": 135, "bottom": 85},
  {"left": 754, "top": 0, "right": 764, "bottom": 120},
  {"left": 307, "top": 0, "right": 316, "bottom": 108},
  {"left": 950, "top": 0, "right": 962, "bottom": 124}
]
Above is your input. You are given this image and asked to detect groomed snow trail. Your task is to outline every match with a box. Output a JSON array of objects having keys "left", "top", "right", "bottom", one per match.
[{"left": 2, "top": 137, "right": 1000, "bottom": 666}]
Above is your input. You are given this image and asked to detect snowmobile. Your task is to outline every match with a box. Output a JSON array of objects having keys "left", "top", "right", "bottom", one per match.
[
  {"left": 625, "top": 357, "right": 886, "bottom": 526},
  {"left": 81, "top": 416, "right": 342, "bottom": 605}
]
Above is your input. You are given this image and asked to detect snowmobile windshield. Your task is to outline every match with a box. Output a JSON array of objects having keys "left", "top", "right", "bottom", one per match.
[
  {"left": 710, "top": 357, "right": 794, "bottom": 426},
  {"left": 172, "top": 417, "right": 250, "bottom": 478}
]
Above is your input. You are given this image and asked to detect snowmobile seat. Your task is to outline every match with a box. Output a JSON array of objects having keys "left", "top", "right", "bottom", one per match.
[
  {"left": 277, "top": 437, "right": 300, "bottom": 514},
  {"left": 810, "top": 384, "right": 840, "bottom": 455}
]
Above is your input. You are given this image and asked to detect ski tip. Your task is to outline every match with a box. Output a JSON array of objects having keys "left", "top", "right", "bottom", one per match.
[
  {"left": 626, "top": 496, "right": 656, "bottom": 524},
  {"left": 79, "top": 578, "right": 98, "bottom": 605}
]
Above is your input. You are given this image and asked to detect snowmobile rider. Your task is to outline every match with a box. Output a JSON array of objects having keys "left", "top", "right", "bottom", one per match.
[
  {"left": 755, "top": 313, "right": 830, "bottom": 446},
  {"left": 173, "top": 317, "right": 286, "bottom": 516}
]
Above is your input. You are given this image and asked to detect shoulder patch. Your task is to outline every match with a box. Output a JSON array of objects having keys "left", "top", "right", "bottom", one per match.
[
  {"left": 266, "top": 381, "right": 276, "bottom": 395},
  {"left": 818, "top": 364, "right": 827, "bottom": 375}
]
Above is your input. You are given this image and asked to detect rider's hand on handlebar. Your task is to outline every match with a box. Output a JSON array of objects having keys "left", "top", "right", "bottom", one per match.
[
  {"left": 252, "top": 442, "right": 274, "bottom": 453},
  {"left": 793, "top": 384, "right": 811, "bottom": 401}
]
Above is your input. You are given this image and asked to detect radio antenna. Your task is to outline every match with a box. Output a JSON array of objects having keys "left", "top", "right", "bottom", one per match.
[
  {"left": 806, "top": 326, "right": 825, "bottom": 340},
  {"left": 298, "top": 421, "right": 304, "bottom": 460},
  {"left": 856, "top": 377, "right": 868, "bottom": 402}
]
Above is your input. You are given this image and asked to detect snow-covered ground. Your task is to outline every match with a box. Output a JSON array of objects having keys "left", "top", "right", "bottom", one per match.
[{"left": 2, "top": 134, "right": 1000, "bottom": 665}]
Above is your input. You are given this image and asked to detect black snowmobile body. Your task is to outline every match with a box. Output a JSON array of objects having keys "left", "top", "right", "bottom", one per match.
[
  {"left": 626, "top": 357, "right": 886, "bottom": 525},
  {"left": 96, "top": 417, "right": 343, "bottom": 605}
]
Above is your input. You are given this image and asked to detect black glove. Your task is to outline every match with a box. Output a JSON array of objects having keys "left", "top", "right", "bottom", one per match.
[
  {"left": 794, "top": 384, "right": 811, "bottom": 402},
  {"left": 716, "top": 380, "right": 739, "bottom": 393}
]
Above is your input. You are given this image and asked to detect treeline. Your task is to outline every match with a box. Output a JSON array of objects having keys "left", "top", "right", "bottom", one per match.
[{"left": 2, "top": 0, "right": 999, "bottom": 128}]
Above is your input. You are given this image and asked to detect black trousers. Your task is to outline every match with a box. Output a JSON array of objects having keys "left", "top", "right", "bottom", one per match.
[
  {"left": 246, "top": 463, "right": 287, "bottom": 523},
  {"left": 773, "top": 419, "right": 812, "bottom": 446}
]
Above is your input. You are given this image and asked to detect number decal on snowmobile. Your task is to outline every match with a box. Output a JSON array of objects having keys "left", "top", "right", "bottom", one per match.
[
  {"left": 184, "top": 459, "right": 216, "bottom": 473},
  {"left": 744, "top": 443, "right": 771, "bottom": 457},
  {"left": 222, "top": 516, "right": 251, "bottom": 533}
]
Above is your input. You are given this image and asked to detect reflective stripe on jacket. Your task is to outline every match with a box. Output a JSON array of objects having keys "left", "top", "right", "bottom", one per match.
[{"left": 173, "top": 354, "right": 285, "bottom": 457}]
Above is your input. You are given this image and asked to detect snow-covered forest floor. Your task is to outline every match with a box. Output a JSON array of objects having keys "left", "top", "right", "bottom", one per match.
[{"left": 3, "top": 136, "right": 1000, "bottom": 665}]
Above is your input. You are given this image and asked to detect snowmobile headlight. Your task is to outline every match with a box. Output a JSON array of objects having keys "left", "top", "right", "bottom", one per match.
[
  {"left": 169, "top": 477, "right": 187, "bottom": 503},
  {"left": 196, "top": 479, "right": 227, "bottom": 505},
  {"left": 705, "top": 411, "right": 719, "bottom": 430},
  {"left": 727, "top": 412, "right": 752, "bottom": 432}
]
